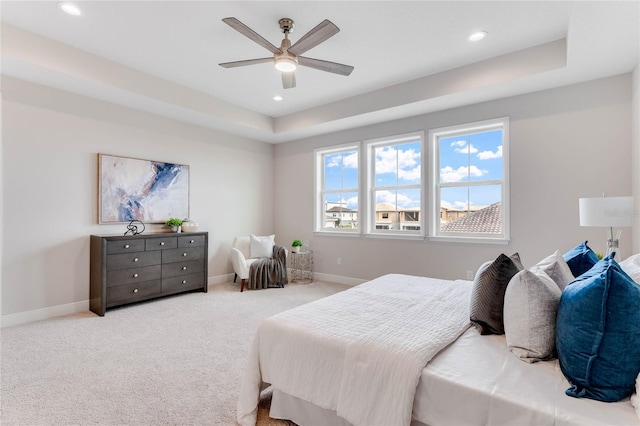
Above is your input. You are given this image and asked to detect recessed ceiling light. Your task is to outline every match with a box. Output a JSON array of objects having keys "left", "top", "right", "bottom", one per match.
[
  {"left": 58, "top": 2, "right": 82, "bottom": 16},
  {"left": 273, "top": 95, "right": 283, "bottom": 102},
  {"left": 468, "top": 31, "right": 487, "bottom": 42}
]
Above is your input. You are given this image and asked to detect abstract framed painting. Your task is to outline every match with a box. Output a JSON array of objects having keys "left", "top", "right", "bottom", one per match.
[{"left": 99, "top": 154, "right": 189, "bottom": 224}]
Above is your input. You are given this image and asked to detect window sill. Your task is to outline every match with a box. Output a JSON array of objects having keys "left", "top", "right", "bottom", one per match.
[
  {"left": 428, "top": 235, "right": 510, "bottom": 245},
  {"left": 365, "top": 233, "right": 424, "bottom": 241},
  {"left": 314, "top": 230, "right": 361, "bottom": 237}
]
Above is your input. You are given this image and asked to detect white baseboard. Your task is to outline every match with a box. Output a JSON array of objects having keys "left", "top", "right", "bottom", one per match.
[
  {"left": 313, "top": 272, "right": 366, "bottom": 287},
  {"left": 208, "top": 273, "right": 234, "bottom": 287},
  {"left": 1, "top": 300, "right": 89, "bottom": 328},
  {"left": 1, "top": 273, "right": 356, "bottom": 327}
]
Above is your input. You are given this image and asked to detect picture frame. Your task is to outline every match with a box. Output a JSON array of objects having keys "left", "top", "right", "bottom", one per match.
[{"left": 98, "top": 153, "right": 189, "bottom": 224}]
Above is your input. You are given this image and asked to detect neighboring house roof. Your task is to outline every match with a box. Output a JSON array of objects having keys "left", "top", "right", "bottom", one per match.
[
  {"left": 441, "top": 202, "right": 502, "bottom": 234},
  {"left": 327, "top": 206, "right": 353, "bottom": 213},
  {"left": 442, "top": 205, "right": 487, "bottom": 213}
]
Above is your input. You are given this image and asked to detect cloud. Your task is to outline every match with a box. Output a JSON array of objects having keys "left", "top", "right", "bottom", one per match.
[
  {"left": 327, "top": 152, "right": 359, "bottom": 168},
  {"left": 345, "top": 195, "right": 358, "bottom": 209},
  {"left": 398, "top": 165, "right": 421, "bottom": 181},
  {"left": 375, "top": 146, "right": 421, "bottom": 181},
  {"left": 375, "top": 190, "right": 419, "bottom": 208},
  {"left": 477, "top": 145, "right": 502, "bottom": 160},
  {"left": 440, "top": 199, "right": 475, "bottom": 210},
  {"left": 440, "top": 165, "right": 487, "bottom": 183},
  {"left": 454, "top": 144, "right": 478, "bottom": 154},
  {"left": 450, "top": 140, "right": 467, "bottom": 147}
]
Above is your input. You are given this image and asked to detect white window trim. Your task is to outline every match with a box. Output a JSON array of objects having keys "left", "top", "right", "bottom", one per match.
[
  {"left": 428, "top": 117, "right": 510, "bottom": 244},
  {"left": 365, "top": 131, "right": 425, "bottom": 237},
  {"left": 314, "top": 142, "right": 361, "bottom": 234}
]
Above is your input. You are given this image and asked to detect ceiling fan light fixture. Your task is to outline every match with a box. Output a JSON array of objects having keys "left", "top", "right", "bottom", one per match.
[
  {"left": 468, "top": 31, "right": 487, "bottom": 41},
  {"left": 58, "top": 2, "right": 82, "bottom": 16},
  {"left": 275, "top": 57, "right": 297, "bottom": 72}
]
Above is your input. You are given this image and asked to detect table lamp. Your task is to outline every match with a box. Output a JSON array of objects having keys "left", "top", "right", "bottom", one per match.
[{"left": 579, "top": 196, "right": 634, "bottom": 256}]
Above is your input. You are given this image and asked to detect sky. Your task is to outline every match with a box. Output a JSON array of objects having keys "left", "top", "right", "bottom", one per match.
[{"left": 323, "top": 129, "right": 503, "bottom": 212}]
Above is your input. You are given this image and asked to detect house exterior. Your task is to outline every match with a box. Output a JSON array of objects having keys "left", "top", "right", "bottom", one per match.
[{"left": 325, "top": 204, "right": 358, "bottom": 229}]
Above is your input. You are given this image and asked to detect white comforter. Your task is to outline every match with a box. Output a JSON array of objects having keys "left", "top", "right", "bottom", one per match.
[{"left": 237, "top": 273, "right": 473, "bottom": 426}]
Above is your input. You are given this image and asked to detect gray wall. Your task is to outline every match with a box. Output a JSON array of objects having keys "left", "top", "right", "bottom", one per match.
[
  {"left": 2, "top": 77, "right": 275, "bottom": 317},
  {"left": 274, "top": 74, "right": 633, "bottom": 281}
]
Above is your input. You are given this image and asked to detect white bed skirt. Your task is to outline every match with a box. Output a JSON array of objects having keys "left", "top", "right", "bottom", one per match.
[{"left": 270, "top": 389, "right": 428, "bottom": 426}]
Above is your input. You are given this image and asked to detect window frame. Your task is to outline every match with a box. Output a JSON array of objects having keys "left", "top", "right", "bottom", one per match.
[
  {"left": 428, "top": 117, "right": 510, "bottom": 244},
  {"left": 365, "top": 131, "right": 425, "bottom": 238},
  {"left": 314, "top": 142, "right": 361, "bottom": 234}
]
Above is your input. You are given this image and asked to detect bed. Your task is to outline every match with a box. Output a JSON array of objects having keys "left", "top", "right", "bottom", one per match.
[{"left": 236, "top": 273, "right": 639, "bottom": 426}]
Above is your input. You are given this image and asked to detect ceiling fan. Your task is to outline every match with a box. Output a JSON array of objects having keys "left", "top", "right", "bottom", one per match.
[{"left": 219, "top": 17, "right": 354, "bottom": 89}]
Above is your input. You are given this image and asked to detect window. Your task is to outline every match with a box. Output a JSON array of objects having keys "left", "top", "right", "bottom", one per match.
[
  {"left": 367, "top": 132, "right": 424, "bottom": 235},
  {"left": 429, "top": 117, "right": 509, "bottom": 242},
  {"left": 314, "top": 144, "right": 359, "bottom": 232}
]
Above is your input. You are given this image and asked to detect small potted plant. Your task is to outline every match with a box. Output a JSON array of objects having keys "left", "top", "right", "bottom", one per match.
[
  {"left": 166, "top": 217, "right": 183, "bottom": 233},
  {"left": 292, "top": 239, "right": 303, "bottom": 253}
]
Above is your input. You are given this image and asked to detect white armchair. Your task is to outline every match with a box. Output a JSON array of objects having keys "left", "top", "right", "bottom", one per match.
[
  {"left": 230, "top": 236, "right": 288, "bottom": 292},
  {"left": 231, "top": 236, "right": 256, "bottom": 292}
]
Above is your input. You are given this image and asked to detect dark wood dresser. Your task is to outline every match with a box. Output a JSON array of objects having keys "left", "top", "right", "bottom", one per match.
[{"left": 90, "top": 232, "right": 208, "bottom": 316}]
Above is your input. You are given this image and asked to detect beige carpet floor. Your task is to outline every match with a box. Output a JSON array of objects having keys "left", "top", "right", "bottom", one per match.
[{"left": 1, "top": 280, "right": 348, "bottom": 425}]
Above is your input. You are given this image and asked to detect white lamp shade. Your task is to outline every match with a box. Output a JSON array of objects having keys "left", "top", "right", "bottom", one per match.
[{"left": 579, "top": 196, "right": 634, "bottom": 227}]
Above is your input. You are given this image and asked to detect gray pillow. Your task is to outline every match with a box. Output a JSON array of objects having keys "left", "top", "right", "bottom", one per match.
[
  {"left": 504, "top": 269, "right": 561, "bottom": 363},
  {"left": 531, "top": 250, "right": 574, "bottom": 291},
  {"left": 470, "top": 253, "right": 524, "bottom": 335}
]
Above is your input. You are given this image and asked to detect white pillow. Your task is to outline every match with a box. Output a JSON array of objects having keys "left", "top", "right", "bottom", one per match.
[
  {"left": 632, "top": 373, "right": 640, "bottom": 421},
  {"left": 250, "top": 234, "right": 274, "bottom": 258},
  {"left": 620, "top": 254, "right": 640, "bottom": 283},
  {"left": 531, "top": 250, "right": 574, "bottom": 291}
]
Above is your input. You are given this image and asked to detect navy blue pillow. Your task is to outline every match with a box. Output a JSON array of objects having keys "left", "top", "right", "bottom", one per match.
[
  {"left": 562, "top": 241, "right": 599, "bottom": 277},
  {"left": 556, "top": 254, "right": 640, "bottom": 402}
]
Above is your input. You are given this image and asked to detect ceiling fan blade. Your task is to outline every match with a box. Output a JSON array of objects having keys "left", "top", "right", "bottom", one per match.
[
  {"left": 288, "top": 19, "right": 340, "bottom": 56},
  {"left": 282, "top": 72, "right": 296, "bottom": 89},
  {"left": 219, "top": 58, "right": 273, "bottom": 68},
  {"left": 222, "top": 17, "right": 282, "bottom": 54},
  {"left": 298, "top": 56, "right": 354, "bottom": 76}
]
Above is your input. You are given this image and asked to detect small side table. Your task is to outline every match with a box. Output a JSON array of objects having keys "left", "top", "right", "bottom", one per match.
[{"left": 290, "top": 250, "right": 314, "bottom": 284}]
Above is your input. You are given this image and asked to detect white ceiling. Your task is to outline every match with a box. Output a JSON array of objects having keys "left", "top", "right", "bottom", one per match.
[{"left": 1, "top": 1, "right": 638, "bottom": 143}]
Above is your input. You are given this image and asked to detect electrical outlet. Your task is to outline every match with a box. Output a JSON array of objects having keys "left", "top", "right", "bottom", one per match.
[
  {"left": 337, "top": 257, "right": 342, "bottom": 265},
  {"left": 466, "top": 270, "right": 474, "bottom": 280}
]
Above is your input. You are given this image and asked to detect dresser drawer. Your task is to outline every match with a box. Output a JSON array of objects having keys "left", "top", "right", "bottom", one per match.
[
  {"left": 106, "top": 251, "right": 161, "bottom": 271},
  {"left": 178, "top": 235, "right": 206, "bottom": 248},
  {"left": 107, "top": 265, "right": 161, "bottom": 287},
  {"left": 106, "top": 239, "right": 145, "bottom": 254},
  {"left": 162, "top": 272, "right": 205, "bottom": 293},
  {"left": 145, "top": 237, "right": 177, "bottom": 251},
  {"left": 106, "top": 280, "right": 161, "bottom": 305},
  {"left": 162, "top": 247, "right": 205, "bottom": 264},
  {"left": 162, "top": 259, "right": 205, "bottom": 278}
]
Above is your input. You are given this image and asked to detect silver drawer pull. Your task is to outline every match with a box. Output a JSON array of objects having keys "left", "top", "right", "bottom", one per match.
[
  {"left": 133, "top": 288, "right": 138, "bottom": 293},
  {"left": 182, "top": 266, "right": 187, "bottom": 270},
  {"left": 124, "top": 244, "right": 130, "bottom": 249},
  {"left": 190, "top": 240, "right": 194, "bottom": 244},
  {"left": 182, "top": 280, "right": 187, "bottom": 284},
  {"left": 182, "top": 252, "right": 187, "bottom": 257},
  {"left": 133, "top": 258, "right": 139, "bottom": 262},
  {"left": 133, "top": 273, "right": 139, "bottom": 278},
  {"left": 160, "top": 242, "right": 165, "bottom": 246}
]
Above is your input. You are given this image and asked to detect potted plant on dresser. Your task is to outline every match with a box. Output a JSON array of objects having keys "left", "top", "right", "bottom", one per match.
[{"left": 166, "top": 217, "right": 183, "bottom": 233}]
